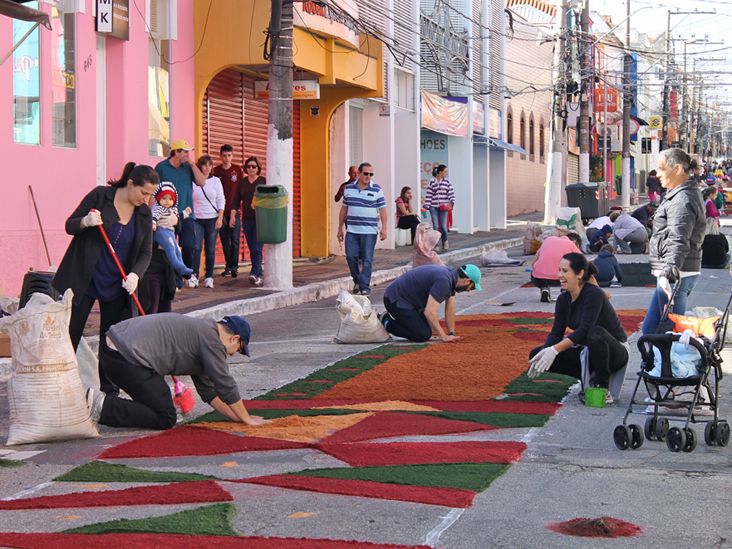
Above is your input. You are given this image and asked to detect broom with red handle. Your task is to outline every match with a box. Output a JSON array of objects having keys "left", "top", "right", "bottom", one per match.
[{"left": 94, "top": 211, "right": 195, "bottom": 414}]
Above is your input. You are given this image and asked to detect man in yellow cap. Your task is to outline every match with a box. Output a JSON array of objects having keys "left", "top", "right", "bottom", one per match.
[{"left": 155, "top": 139, "right": 207, "bottom": 282}]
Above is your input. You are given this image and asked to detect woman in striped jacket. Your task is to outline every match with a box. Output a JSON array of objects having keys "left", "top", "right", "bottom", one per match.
[{"left": 423, "top": 164, "right": 455, "bottom": 250}]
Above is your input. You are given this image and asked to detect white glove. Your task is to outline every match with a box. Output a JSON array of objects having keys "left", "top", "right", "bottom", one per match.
[
  {"left": 81, "top": 210, "right": 102, "bottom": 228},
  {"left": 658, "top": 276, "right": 672, "bottom": 299},
  {"left": 679, "top": 328, "right": 698, "bottom": 348},
  {"left": 528, "top": 346, "right": 558, "bottom": 378},
  {"left": 122, "top": 273, "right": 139, "bottom": 295}
]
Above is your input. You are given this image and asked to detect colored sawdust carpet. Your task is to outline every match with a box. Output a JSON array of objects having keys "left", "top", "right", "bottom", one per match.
[
  {"left": 56, "top": 461, "right": 216, "bottom": 483},
  {"left": 0, "top": 533, "right": 428, "bottom": 549},
  {"left": 66, "top": 502, "right": 237, "bottom": 536},
  {"left": 0, "top": 458, "right": 23, "bottom": 468},
  {"left": 0, "top": 481, "right": 231, "bottom": 510},
  {"left": 313, "top": 400, "right": 440, "bottom": 412},
  {"left": 316, "top": 441, "right": 526, "bottom": 466},
  {"left": 194, "top": 412, "right": 373, "bottom": 443},
  {"left": 548, "top": 517, "right": 642, "bottom": 538},
  {"left": 321, "top": 411, "right": 495, "bottom": 444},
  {"left": 99, "top": 426, "right": 309, "bottom": 459}
]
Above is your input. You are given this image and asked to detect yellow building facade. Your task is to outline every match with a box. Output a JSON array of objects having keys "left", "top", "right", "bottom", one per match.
[{"left": 193, "top": 0, "right": 383, "bottom": 257}]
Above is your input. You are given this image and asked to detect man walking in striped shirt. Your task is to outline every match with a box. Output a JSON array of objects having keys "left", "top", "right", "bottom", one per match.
[{"left": 337, "top": 162, "right": 387, "bottom": 295}]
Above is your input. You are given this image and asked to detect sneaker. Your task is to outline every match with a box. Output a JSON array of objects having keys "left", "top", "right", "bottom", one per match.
[
  {"left": 353, "top": 284, "right": 360, "bottom": 294},
  {"left": 253, "top": 276, "right": 264, "bottom": 287},
  {"left": 540, "top": 288, "right": 551, "bottom": 303},
  {"left": 248, "top": 274, "right": 257, "bottom": 285},
  {"left": 442, "top": 241, "right": 449, "bottom": 251},
  {"left": 360, "top": 288, "right": 372, "bottom": 296},
  {"left": 204, "top": 277, "right": 214, "bottom": 289},
  {"left": 605, "top": 392, "right": 614, "bottom": 405},
  {"left": 221, "top": 269, "right": 231, "bottom": 278},
  {"left": 85, "top": 388, "right": 105, "bottom": 423},
  {"left": 231, "top": 270, "right": 238, "bottom": 278},
  {"left": 187, "top": 274, "right": 199, "bottom": 288},
  {"left": 609, "top": 281, "right": 623, "bottom": 288}
]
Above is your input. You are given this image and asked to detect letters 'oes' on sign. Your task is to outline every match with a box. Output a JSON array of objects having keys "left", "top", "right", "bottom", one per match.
[
  {"left": 254, "top": 80, "right": 320, "bottom": 100},
  {"left": 96, "top": 0, "right": 112, "bottom": 33},
  {"left": 593, "top": 87, "right": 618, "bottom": 113}
]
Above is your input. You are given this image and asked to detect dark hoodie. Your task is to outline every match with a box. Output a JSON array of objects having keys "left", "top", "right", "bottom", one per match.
[{"left": 593, "top": 249, "right": 624, "bottom": 286}]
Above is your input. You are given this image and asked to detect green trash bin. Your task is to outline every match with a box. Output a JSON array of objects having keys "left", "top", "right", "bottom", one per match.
[{"left": 253, "top": 185, "right": 288, "bottom": 244}]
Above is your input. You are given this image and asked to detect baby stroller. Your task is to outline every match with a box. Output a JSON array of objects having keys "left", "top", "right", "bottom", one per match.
[{"left": 613, "top": 282, "right": 731, "bottom": 453}]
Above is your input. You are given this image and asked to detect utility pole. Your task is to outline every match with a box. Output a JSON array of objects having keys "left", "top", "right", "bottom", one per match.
[
  {"left": 544, "top": 0, "right": 569, "bottom": 225},
  {"left": 264, "top": 0, "right": 294, "bottom": 289},
  {"left": 620, "top": 0, "right": 631, "bottom": 208},
  {"left": 578, "top": 0, "right": 591, "bottom": 184}
]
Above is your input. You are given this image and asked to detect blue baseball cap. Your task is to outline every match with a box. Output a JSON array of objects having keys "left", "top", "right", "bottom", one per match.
[{"left": 220, "top": 316, "right": 251, "bottom": 356}]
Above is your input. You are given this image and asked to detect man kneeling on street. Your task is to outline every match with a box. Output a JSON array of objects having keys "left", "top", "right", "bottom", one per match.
[
  {"left": 380, "top": 264, "right": 482, "bottom": 342},
  {"left": 86, "top": 313, "right": 267, "bottom": 430}
]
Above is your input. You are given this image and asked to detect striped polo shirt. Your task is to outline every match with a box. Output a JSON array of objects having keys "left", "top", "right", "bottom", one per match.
[{"left": 343, "top": 182, "right": 386, "bottom": 234}]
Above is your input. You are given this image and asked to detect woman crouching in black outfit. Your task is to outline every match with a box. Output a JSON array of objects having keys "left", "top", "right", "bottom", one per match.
[{"left": 527, "top": 253, "right": 629, "bottom": 404}]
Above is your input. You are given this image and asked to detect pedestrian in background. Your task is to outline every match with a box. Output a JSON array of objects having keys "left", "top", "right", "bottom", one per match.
[
  {"left": 423, "top": 164, "right": 455, "bottom": 251},
  {"left": 338, "top": 162, "right": 387, "bottom": 296},
  {"left": 155, "top": 139, "right": 206, "bottom": 272},
  {"left": 52, "top": 162, "right": 158, "bottom": 393},
  {"left": 529, "top": 232, "right": 581, "bottom": 303},
  {"left": 335, "top": 166, "right": 358, "bottom": 203},
  {"left": 235, "top": 156, "right": 266, "bottom": 286},
  {"left": 395, "top": 186, "right": 421, "bottom": 245},
  {"left": 609, "top": 211, "right": 648, "bottom": 254},
  {"left": 192, "top": 155, "right": 225, "bottom": 289},
  {"left": 215, "top": 144, "right": 244, "bottom": 278},
  {"left": 642, "top": 148, "right": 706, "bottom": 334},
  {"left": 646, "top": 169, "right": 661, "bottom": 203}
]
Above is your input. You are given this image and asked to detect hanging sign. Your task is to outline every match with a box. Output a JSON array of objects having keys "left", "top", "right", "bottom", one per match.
[
  {"left": 96, "top": 0, "right": 112, "bottom": 33},
  {"left": 593, "top": 87, "right": 618, "bottom": 113},
  {"left": 648, "top": 115, "right": 662, "bottom": 129},
  {"left": 420, "top": 90, "right": 469, "bottom": 137}
]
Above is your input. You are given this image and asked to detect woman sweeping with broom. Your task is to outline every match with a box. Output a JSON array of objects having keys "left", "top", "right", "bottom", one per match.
[{"left": 53, "top": 163, "right": 157, "bottom": 394}]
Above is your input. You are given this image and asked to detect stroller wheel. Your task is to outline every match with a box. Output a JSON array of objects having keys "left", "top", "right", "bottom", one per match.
[
  {"left": 628, "top": 424, "right": 644, "bottom": 449},
  {"left": 613, "top": 425, "right": 632, "bottom": 450},
  {"left": 715, "top": 422, "right": 730, "bottom": 447},
  {"left": 704, "top": 422, "right": 718, "bottom": 446},
  {"left": 682, "top": 428, "right": 697, "bottom": 453},
  {"left": 666, "top": 427, "right": 686, "bottom": 453},
  {"left": 655, "top": 418, "right": 670, "bottom": 441},
  {"left": 644, "top": 417, "right": 657, "bottom": 441}
]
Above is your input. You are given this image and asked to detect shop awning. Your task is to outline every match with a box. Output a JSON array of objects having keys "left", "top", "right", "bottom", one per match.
[
  {"left": 0, "top": 0, "right": 51, "bottom": 67},
  {"left": 488, "top": 137, "right": 527, "bottom": 155}
]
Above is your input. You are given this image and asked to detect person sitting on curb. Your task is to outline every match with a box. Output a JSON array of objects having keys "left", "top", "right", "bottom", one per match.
[
  {"left": 527, "top": 253, "right": 629, "bottom": 405},
  {"left": 380, "top": 264, "right": 481, "bottom": 343},
  {"left": 86, "top": 313, "right": 268, "bottom": 430}
]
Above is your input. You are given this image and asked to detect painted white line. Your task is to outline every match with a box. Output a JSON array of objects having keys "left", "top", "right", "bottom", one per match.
[
  {"left": 4, "top": 481, "right": 52, "bottom": 501},
  {"left": 457, "top": 287, "right": 518, "bottom": 315},
  {"left": 425, "top": 507, "right": 465, "bottom": 546}
]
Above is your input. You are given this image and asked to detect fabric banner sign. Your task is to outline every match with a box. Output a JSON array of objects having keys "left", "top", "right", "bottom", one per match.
[{"left": 421, "top": 90, "right": 469, "bottom": 137}]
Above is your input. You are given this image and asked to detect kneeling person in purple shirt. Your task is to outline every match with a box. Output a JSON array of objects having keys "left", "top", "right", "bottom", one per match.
[{"left": 86, "top": 313, "right": 267, "bottom": 430}]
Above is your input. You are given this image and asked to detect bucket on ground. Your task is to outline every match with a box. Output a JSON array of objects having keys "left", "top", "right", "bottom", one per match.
[
  {"left": 584, "top": 387, "right": 608, "bottom": 408},
  {"left": 253, "top": 185, "right": 288, "bottom": 244}
]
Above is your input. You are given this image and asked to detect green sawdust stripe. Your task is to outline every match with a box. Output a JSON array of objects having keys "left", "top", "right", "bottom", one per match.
[
  {"left": 291, "top": 462, "right": 509, "bottom": 492},
  {"left": 55, "top": 461, "right": 217, "bottom": 483},
  {"left": 0, "top": 459, "right": 23, "bottom": 468},
  {"left": 189, "top": 408, "right": 362, "bottom": 424},
  {"left": 414, "top": 411, "right": 551, "bottom": 429},
  {"left": 65, "top": 502, "right": 237, "bottom": 536},
  {"left": 508, "top": 318, "right": 553, "bottom": 325},
  {"left": 503, "top": 372, "right": 576, "bottom": 402},
  {"left": 256, "top": 344, "right": 426, "bottom": 400}
]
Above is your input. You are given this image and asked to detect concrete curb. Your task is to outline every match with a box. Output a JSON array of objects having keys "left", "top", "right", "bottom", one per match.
[{"left": 0, "top": 235, "right": 523, "bottom": 373}]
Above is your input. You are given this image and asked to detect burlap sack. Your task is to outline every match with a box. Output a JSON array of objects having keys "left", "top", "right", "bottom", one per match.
[
  {"left": 335, "top": 291, "right": 390, "bottom": 344},
  {"left": 0, "top": 290, "right": 98, "bottom": 445}
]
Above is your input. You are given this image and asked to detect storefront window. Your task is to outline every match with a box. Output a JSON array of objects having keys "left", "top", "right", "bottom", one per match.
[
  {"left": 51, "top": 6, "right": 76, "bottom": 147},
  {"left": 13, "top": 1, "right": 41, "bottom": 145},
  {"left": 148, "top": 38, "right": 171, "bottom": 156}
]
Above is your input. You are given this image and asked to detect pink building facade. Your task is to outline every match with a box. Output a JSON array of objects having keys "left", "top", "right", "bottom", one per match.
[{"left": 0, "top": 0, "right": 195, "bottom": 296}]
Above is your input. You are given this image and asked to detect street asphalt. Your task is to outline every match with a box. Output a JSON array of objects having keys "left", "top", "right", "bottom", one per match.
[{"left": 0, "top": 241, "right": 731, "bottom": 547}]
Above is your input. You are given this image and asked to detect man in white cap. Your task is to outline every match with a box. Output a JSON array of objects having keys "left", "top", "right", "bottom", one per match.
[
  {"left": 380, "top": 264, "right": 482, "bottom": 342},
  {"left": 86, "top": 313, "right": 267, "bottom": 430},
  {"left": 155, "top": 139, "right": 207, "bottom": 281}
]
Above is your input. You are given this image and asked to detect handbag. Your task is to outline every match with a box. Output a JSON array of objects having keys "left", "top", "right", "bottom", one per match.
[{"left": 438, "top": 204, "right": 451, "bottom": 212}]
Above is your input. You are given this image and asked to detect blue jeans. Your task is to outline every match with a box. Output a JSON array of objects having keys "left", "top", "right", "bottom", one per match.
[
  {"left": 429, "top": 207, "right": 449, "bottom": 244},
  {"left": 242, "top": 219, "right": 263, "bottom": 277},
  {"left": 345, "top": 232, "right": 377, "bottom": 292},
  {"left": 178, "top": 216, "right": 196, "bottom": 270},
  {"left": 193, "top": 217, "right": 219, "bottom": 279},
  {"left": 153, "top": 227, "right": 193, "bottom": 278},
  {"left": 219, "top": 213, "right": 241, "bottom": 273},
  {"left": 642, "top": 275, "right": 699, "bottom": 334}
]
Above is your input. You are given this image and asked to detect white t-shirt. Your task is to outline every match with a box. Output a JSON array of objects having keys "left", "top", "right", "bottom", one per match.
[
  {"left": 192, "top": 176, "right": 225, "bottom": 219},
  {"left": 588, "top": 216, "right": 613, "bottom": 230}
]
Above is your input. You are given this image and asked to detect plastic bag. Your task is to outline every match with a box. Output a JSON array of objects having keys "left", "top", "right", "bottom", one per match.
[
  {"left": 76, "top": 337, "right": 101, "bottom": 392},
  {"left": 523, "top": 222, "right": 543, "bottom": 255},
  {"left": 335, "top": 291, "right": 390, "bottom": 344},
  {"left": 649, "top": 334, "right": 702, "bottom": 378},
  {"left": 480, "top": 249, "right": 524, "bottom": 267},
  {"left": 0, "top": 290, "right": 98, "bottom": 445},
  {"left": 413, "top": 222, "right": 442, "bottom": 267}
]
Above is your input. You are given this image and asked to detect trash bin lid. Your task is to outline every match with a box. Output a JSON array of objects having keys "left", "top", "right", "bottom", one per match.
[{"left": 255, "top": 184, "right": 288, "bottom": 197}]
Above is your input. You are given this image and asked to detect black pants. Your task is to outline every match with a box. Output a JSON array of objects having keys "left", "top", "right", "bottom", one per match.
[
  {"left": 397, "top": 215, "right": 421, "bottom": 244},
  {"left": 530, "top": 326, "right": 628, "bottom": 388},
  {"left": 530, "top": 276, "right": 561, "bottom": 289},
  {"left": 383, "top": 297, "right": 432, "bottom": 342},
  {"left": 98, "top": 343, "right": 177, "bottom": 430},
  {"left": 69, "top": 291, "right": 129, "bottom": 394}
]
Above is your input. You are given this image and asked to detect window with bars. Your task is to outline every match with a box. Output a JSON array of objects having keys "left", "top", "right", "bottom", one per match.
[
  {"left": 519, "top": 113, "right": 526, "bottom": 157},
  {"left": 539, "top": 121, "right": 545, "bottom": 162},
  {"left": 529, "top": 115, "right": 535, "bottom": 160}
]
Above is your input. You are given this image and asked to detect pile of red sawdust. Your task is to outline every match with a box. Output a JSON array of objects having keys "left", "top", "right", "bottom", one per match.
[
  {"left": 0, "top": 481, "right": 231, "bottom": 510},
  {"left": 0, "top": 533, "right": 429, "bottom": 549},
  {"left": 548, "top": 517, "right": 642, "bottom": 538}
]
